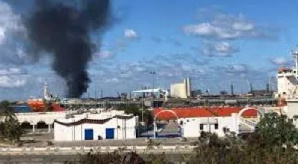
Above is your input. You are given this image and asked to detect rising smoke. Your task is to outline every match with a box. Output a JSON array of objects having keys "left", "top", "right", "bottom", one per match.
[{"left": 25, "top": 0, "right": 111, "bottom": 98}]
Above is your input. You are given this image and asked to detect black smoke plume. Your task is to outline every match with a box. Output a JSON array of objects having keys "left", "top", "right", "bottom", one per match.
[{"left": 26, "top": 0, "right": 111, "bottom": 98}]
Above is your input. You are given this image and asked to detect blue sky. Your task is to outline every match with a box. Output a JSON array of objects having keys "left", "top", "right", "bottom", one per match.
[{"left": 0, "top": 0, "right": 297, "bottom": 100}]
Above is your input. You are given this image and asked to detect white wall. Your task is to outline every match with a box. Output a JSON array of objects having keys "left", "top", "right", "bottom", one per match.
[
  {"left": 54, "top": 116, "right": 138, "bottom": 141},
  {"left": 286, "top": 99, "right": 298, "bottom": 128},
  {"left": 14, "top": 112, "right": 68, "bottom": 125},
  {"left": 178, "top": 114, "right": 238, "bottom": 138},
  {"left": 13, "top": 109, "right": 122, "bottom": 126}
]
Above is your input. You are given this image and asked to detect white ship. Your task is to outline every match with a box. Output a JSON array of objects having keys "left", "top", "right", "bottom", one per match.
[{"left": 275, "top": 49, "right": 298, "bottom": 126}]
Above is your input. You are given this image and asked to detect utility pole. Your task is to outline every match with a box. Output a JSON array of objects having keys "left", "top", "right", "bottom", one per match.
[
  {"left": 231, "top": 84, "right": 234, "bottom": 96},
  {"left": 150, "top": 70, "right": 156, "bottom": 107},
  {"left": 142, "top": 98, "right": 144, "bottom": 122}
]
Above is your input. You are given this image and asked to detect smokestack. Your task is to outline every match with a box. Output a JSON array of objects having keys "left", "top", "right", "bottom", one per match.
[
  {"left": 25, "top": 0, "right": 111, "bottom": 98},
  {"left": 230, "top": 84, "right": 234, "bottom": 95},
  {"left": 184, "top": 78, "right": 191, "bottom": 98}
]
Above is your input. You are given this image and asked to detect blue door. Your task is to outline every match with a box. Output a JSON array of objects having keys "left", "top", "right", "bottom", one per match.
[
  {"left": 106, "top": 128, "right": 114, "bottom": 139},
  {"left": 85, "top": 129, "right": 93, "bottom": 140}
]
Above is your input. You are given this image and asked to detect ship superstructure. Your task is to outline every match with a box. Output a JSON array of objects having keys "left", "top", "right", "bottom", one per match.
[
  {"left": 276, "top": 49, "right": 298, "bottom": 100},
  {"left": 275, "top": 49, "right": 298, "bottom": 126}
]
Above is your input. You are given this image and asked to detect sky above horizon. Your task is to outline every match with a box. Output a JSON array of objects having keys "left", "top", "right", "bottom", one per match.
[{"left": 0, "top": 0, "right": 297, "bottom": 100}]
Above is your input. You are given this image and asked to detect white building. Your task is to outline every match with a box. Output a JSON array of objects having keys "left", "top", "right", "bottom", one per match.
[
  {"left": 54, "top": 112, "right": 138, "bottom": 141},
  {"left": 170, "top": 78, "right": 191, "bottom": 98},
  {"left": 154, "top": 107, "right": 261, "bottom": 138},
  {"left": 178, "top": 114, "right": 239, "bottom": 137},
  {"left": 285, "top": 99, "right": 298, "bottom": 128},
  {"left": 132, "top": 88, "right": 169, "bottom": 100}
]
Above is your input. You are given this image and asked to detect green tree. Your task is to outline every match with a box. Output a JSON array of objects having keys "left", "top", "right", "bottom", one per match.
[
  {"left": 116, "top": 104, "right": 153, "bottom": 123},
  {"left": 189, "top": 132, "right": 244, "bottom": 164},
  {"left": 0, "top": 100, "right": 10, "bottom": 107},
  {"left": 0, "top": 100, "right": 23, "bottom": 143},
  {"left": 0, "top": 100, "right": 13, "bottom": 115},
  {"left": 143, "top": 110, "right": 154, "bottom": 125},
  {"left": 255, "top": 112, "right": 298, "bottom": 146},
  {"left": 67, "top": 151, "right": 145, "bottom": 164},
  {"left": 3, "top": 114, "right": 23, "bottom": 143},
  {"left": 189, "top": 112, "right": 299, "bottom": 164}
]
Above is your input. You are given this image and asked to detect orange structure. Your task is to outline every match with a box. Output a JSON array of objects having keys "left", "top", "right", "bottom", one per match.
[
  {"left": 27, "top": 99, "right": 64, "bottom": 112},
  {"left": 153, "top": 107, "right": 258, "bottom": 120}
]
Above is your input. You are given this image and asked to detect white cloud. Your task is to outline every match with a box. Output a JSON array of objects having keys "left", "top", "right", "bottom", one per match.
[
  {"left": 270, "top": 57, "right": 287, "bottom": 66},
  {"left": 0, "top": 68, "right": 26, "bottom": 75},
  {"left": 184, "top": 23, "right": 217, "bottom": 36},
  {"left": 229, "top": 64, "right": 248, "bottom": 73},
  {"left": 105, "top": 77, "right": 119, "bottom": 83},
  {"left": 93, "top": 51, "right": 114, "bottom": 60},
  {"left": 232, "top": 21, "right": 254, "bottom": 31},
  {"left": 0, "top": 76, "right": 26, "bottom": 88},
  {"left": 0, "top": 1, "right": 24, "bottom": 44},
  {"left": 202, "top": 41, "right": 238, "bottom": 57},
  {"left": 183, "top": 13, "right": 263, "bottom": 39},
  {"left": 215, "top": 42, "right": 233, "bottom": 52},
  {"left": 124, "top": 29, "right": 138, "bottom": 39},
  {"left": 0, "top": 1, "right": 28, "bottom": 66}
]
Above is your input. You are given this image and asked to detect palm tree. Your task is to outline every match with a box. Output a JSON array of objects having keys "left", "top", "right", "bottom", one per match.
[{"left": 0, "top": 100, "right": 13, "bottom": 116}]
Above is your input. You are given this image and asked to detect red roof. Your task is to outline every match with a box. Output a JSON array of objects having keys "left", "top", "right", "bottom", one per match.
[{"left": 153, "top": 107, "right": 257, "bottom": 120}]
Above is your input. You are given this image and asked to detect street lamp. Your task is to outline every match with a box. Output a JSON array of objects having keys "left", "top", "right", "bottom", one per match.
[{"left": 149, "top": 70, "right": 156, "bottom": 106}]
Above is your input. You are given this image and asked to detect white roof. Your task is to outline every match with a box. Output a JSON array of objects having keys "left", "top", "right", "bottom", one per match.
[{"left": 132, "top": 88, "right": 161, "bottom": 93}]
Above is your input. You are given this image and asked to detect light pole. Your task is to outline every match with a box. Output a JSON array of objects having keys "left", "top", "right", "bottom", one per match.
[{"left": 150, "top": 70, "right": 156, "bottom": 107}]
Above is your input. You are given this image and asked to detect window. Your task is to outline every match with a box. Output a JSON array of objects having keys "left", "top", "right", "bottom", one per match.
[
  {"left": 215, "top": 124, "right": 219, "bottom": 130},
  {"left": 200, "top": 124, "right": 204, "bottom": 130},
  {"left": 223, "top": 127, "right": 229, "bottom": 133}
]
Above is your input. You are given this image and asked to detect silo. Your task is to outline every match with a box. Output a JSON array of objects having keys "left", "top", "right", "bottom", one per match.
[{"left": 186, "top": 78, "right": 191, "bottom": 97}]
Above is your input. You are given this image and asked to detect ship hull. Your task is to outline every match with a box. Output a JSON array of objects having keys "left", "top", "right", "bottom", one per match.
[{"left": 27, "top": 99, "right": 64, "bottom": 112}]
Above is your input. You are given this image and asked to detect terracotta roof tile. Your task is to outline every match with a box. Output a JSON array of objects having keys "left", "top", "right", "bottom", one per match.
[{"left": 153, "top": 107, "right": 257, "bottom": 120}]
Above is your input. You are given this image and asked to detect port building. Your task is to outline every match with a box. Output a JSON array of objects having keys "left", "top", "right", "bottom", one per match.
[
  {"left": 153, "top": 107, "right": 262, "bottom": 138},
  {"left": 54, "top": 110, "right": 138, "bottom": 141}
]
